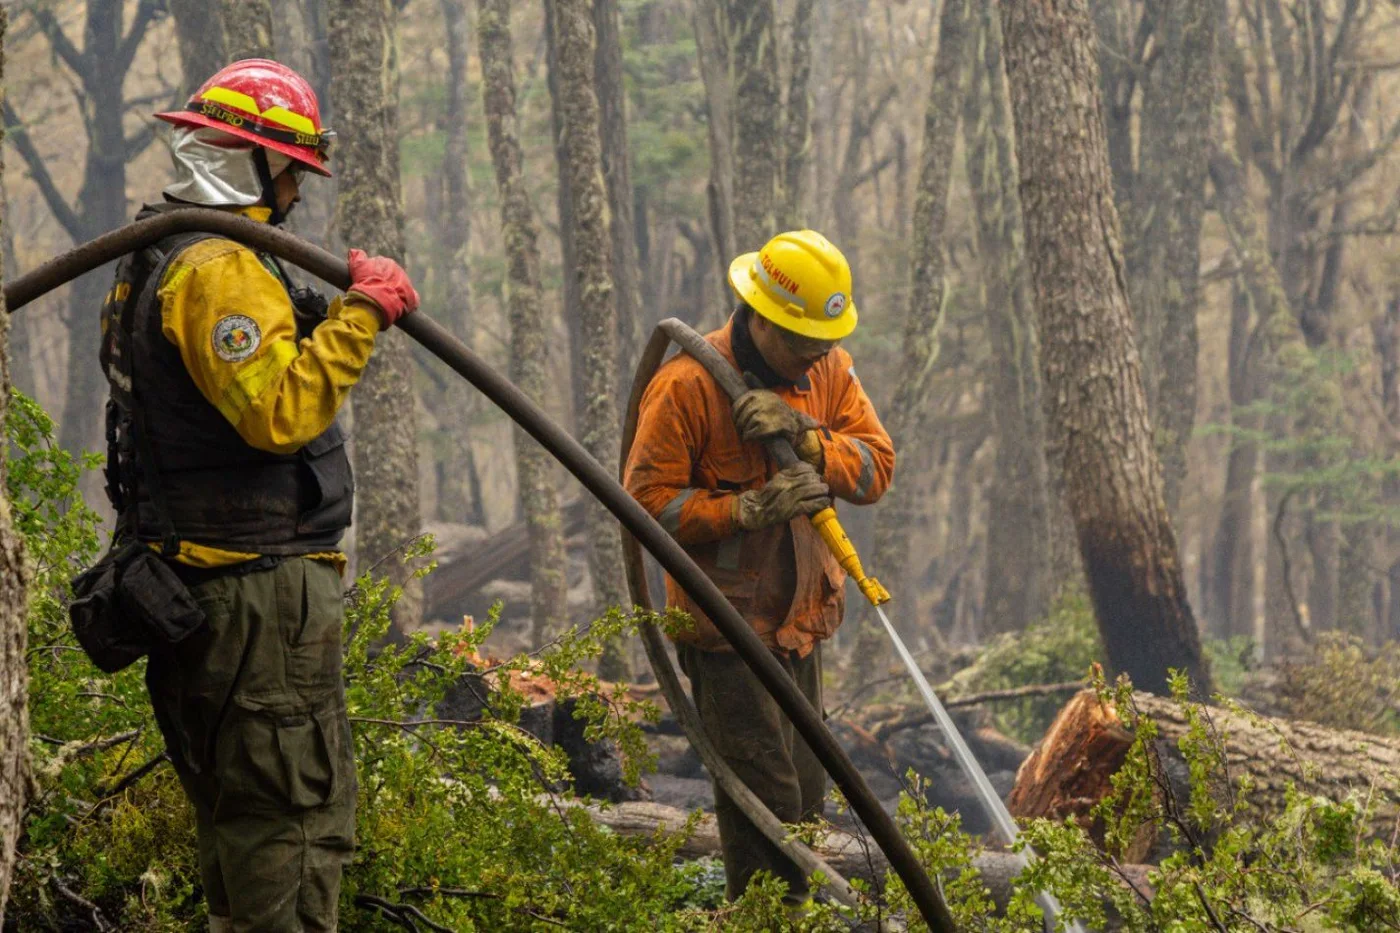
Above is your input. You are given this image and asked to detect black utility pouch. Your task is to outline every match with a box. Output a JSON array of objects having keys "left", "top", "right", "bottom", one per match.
[
  {"left": 69, "top": 542, "right": 206, "bottom": 674},
  {"left": 118, "top": 549, "right": 206, "bottom": 645},
  {"left": 70, "top": 542, "right": 148, "bottom": 673}
]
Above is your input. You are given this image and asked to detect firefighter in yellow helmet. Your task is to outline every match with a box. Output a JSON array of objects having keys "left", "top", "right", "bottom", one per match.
[
  {"left": 84, "top": 60, "right": 417, "bottom": 931},
  {"left": 624, "top": 231, "right": 894, "bottom": 902}
]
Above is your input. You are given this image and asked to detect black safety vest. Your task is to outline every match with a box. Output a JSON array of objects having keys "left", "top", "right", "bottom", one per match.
[{"left": 100, "top": 203, "right": 353, "bottom": 556}]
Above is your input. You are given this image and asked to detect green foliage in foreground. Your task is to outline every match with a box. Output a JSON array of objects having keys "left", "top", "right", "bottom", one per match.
[{"left": 9, "top": 392, "right": 1400, "bottom": 930}]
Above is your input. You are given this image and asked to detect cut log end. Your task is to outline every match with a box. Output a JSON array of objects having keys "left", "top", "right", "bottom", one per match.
[{"left": 1007, "top": 689, "right": 1132, "bottom": 828}]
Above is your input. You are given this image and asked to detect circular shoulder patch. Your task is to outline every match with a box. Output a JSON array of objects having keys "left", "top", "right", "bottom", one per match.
[
  {"left": 824, "top": 292, "right": 848, "bottom": 319},
  {"left": 212, "top": 315, "right": 262, "bottom": 363}
]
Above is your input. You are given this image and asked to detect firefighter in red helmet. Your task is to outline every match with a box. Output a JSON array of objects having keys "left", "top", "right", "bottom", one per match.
[{"left": 96, "top": 60, "right": 415, "bottom": 931}]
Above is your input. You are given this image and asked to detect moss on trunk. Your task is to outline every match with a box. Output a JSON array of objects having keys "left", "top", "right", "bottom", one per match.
[
  {"left": 329, "top": 0, "right": 424, "bottom": 633},
  {"left": 478, "top": 0, "right": 570, "bottom": 644}
]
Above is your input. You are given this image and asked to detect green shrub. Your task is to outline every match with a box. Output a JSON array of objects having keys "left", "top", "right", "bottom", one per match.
[
  {"left": 1272, "top": 632, "right": 1400, "bottom": 735},
  {"left": 11, "top": 392, "right": 1400, "bottom": 931},
  {"left": 943, "top": 589, "right": 1102, "bottom": 744}
]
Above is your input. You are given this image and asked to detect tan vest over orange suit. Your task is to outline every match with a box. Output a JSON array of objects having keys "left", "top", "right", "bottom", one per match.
[{"left": 624, "top": 317, "right": 894, "bottom": 656}]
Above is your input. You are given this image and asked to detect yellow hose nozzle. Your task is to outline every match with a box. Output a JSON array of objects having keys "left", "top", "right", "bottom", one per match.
[
  {"left": 809, "top": 507, "right": 892, "bottom": 607},
  {"left": 858, "top": 575, "right": 892, "bottom": 607}
]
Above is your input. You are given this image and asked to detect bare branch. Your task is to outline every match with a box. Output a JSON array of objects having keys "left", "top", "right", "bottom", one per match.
[
  {"left": 29, "top": 6, "right": 87, "bottom": 78},
  {"left": 51, "top": 878, "right": 113, "bottom": 932},
  {"left": 852, "top": 149, "right": 898, "bottom": 189},
  {"left": 871, "top": 681, "right": 1085, "bottom": 743},
  {"left": 125, "top": 120, "right": 159, "bottom": 160},
  {"left": 116, "top": 0, "right": 162, "bottom": 79},
  {"left": 94, "top": 752, "right": 168, "bottom": 798},
  {"left": 3, "top": 101, "right": 83, "bottom": 241},
  {"left": 1305, "top": 113, "right": 1400, "bottom": 200}
]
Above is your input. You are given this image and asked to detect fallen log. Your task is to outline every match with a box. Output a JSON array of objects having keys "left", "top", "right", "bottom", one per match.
[
  {"left": 582, "top": 798, "right": 1151, "bottom": 922},
  {"left": 1009, "top": 689, "right": 1400, "bottom": 859},
  {"left": 424, "top": 499, "right": 588, "bottom": 620}
]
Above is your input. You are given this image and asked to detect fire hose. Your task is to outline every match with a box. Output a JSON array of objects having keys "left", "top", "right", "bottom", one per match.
[{"left": 2, "top": 209, "right": 956, "bottom": 932}]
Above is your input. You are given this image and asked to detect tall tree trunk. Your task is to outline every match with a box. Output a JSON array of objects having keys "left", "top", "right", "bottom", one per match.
[
  {"left": 169, "top": 0, "right": 228, "bottom": 94},
  {"left": 964, "top": 0, "right": 1051, "bottom": 636},
  {"left": 592, "top": 0, "right": 645, "bottom": 394},
  {"left": 859, "top": 0, "right": 973, "bottom": 672},
  {"left": 329, "top": 0, "right": 423, "bottom": 632},
  {"left": 726, "top": 0, "right": 780, "bottom": 252},
  {"left": 478, "top": 0, "right": 570, "bottom": 645},
  {"left": 830, "top": 6, "right": 882, "bottom": 284},
  {"left": 272, "top": 0, "right": 335, "bottom": 247},
  {"left": 1208, "top": 282, "right": 1260, "bottom": 640},
  {"left": 547, "top": 0, "right": 630, "bottom": 677},
  {"left": 544, "top": 2, "right": 587, "bottom": 428},
  {"left": 219, "top": 0, "right": 275, "bottom": 61},
  {"left": 1210, "top": 144, "right": 1344, "bottom": 648},
  {"left": 434, "top": 0, "right": 482, "bottom": 526},
  {"left": 5, "top": 1, "right": 162, "bottom": 460},
  {"left": 0, "top": 9, "right": 33, "bottom": 915},
  {"left": 1000, "top": 0, "right": 1212, "bottom": 695},
  {"left": 692, "top": 0, "right": 734, "bottom": 316},
  {"left": 0, "top": 170, "right": 28, "bottom": 401},
  {"left": 778, "top": 0, "right": 816, "bottom": 230},
  {"left": 1129, "top": 0, "right": 1215, "bottom": 518},
  {"left": 55, "top": 0, "right": 136, "bottom": 458}
]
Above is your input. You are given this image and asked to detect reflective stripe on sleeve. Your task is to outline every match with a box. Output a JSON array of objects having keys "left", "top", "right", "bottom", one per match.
[
  {"left": 659, "top": 488, "right": 696, "bottom": 536},
  {"left": 214, "top": 339, "right": 299, "bottom": 425},
  {"left": 854, "top": 438, "right": 876, "bottom": 500}
]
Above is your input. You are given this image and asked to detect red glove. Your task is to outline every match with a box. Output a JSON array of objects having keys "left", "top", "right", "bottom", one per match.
[{"left": 346, "top": 248, "right": 420, "bottom": 328}]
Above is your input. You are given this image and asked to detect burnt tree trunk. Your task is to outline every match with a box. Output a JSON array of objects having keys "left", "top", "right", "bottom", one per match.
[
  {"left": 547, "top": 0, "right": 630, "bottom": 676},
  {"left": 726, "top": 0, "right": 780, "bottom": 252},
  {"left": 964, "top": 0, "right": 1051, "bottom": 635},
  {"left": 478, "top": 0, "right": 570, "bottom": 644},
  {"left": 593, "top": 0, "right": 646, "bottom": 395},
  {"left": 0, "top": 11, "right": 33, "bottom": 918},
  {"left": 169, "top": 0, "right": 227, "bottom": 94},
  {"left": 999, "top": 0, "right": 1211, "bottom": 694},
  {"left": 860, "top": 0, "right": 973, "bottom": 672},
  {"left": 329, "top": 0, "right": 424, "bottom": 631},
  {"left": 219, "top": 0, "right": 275, "bottom": 61}
]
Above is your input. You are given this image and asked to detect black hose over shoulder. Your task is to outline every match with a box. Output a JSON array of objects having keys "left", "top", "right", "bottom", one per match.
[
  {"left": 3, "top": 209, "right": 955, "bottom": 932},
  {"left": 620, "top": 326, "right": 861, "bottom": 910}
]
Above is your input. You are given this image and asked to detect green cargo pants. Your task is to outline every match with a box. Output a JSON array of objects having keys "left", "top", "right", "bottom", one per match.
[
  {"left": 145, "top": 557, "right": 356, "bottom": 932},
  {"left": 677, "top": 643, "right": 827, "bottom": 902}
]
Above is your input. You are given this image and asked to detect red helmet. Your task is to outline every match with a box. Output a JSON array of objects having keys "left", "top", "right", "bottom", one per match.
[{"left": 156, "top": 59, "right": 334, "bottom": 177}]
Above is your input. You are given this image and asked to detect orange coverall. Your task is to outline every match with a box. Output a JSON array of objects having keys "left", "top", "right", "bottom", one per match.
[{"left": 623, "top": 316, "right": 895, "bottom": 656}]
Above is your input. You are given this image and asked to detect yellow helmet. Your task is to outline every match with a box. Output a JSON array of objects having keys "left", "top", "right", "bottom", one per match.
[{"left": 727, "top": 230, "right": 858, "bottom": 341}]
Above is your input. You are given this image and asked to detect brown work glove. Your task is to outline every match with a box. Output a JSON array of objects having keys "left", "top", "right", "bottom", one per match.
[
  {"left": 733, "top": 389, "right": 824, "bottom": 467},
  {"left": 733, "top": 463, "right": 832, "bottom": 532}
]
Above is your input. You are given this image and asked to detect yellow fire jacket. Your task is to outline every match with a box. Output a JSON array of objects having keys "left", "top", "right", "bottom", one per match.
[{"left": 151, "top": 206, "right": 381, "bottom": 569}]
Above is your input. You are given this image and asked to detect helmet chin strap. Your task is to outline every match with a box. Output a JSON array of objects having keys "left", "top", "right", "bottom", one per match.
[{"left": 254, "top": 148, "right": 286, "bottom": 226}]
